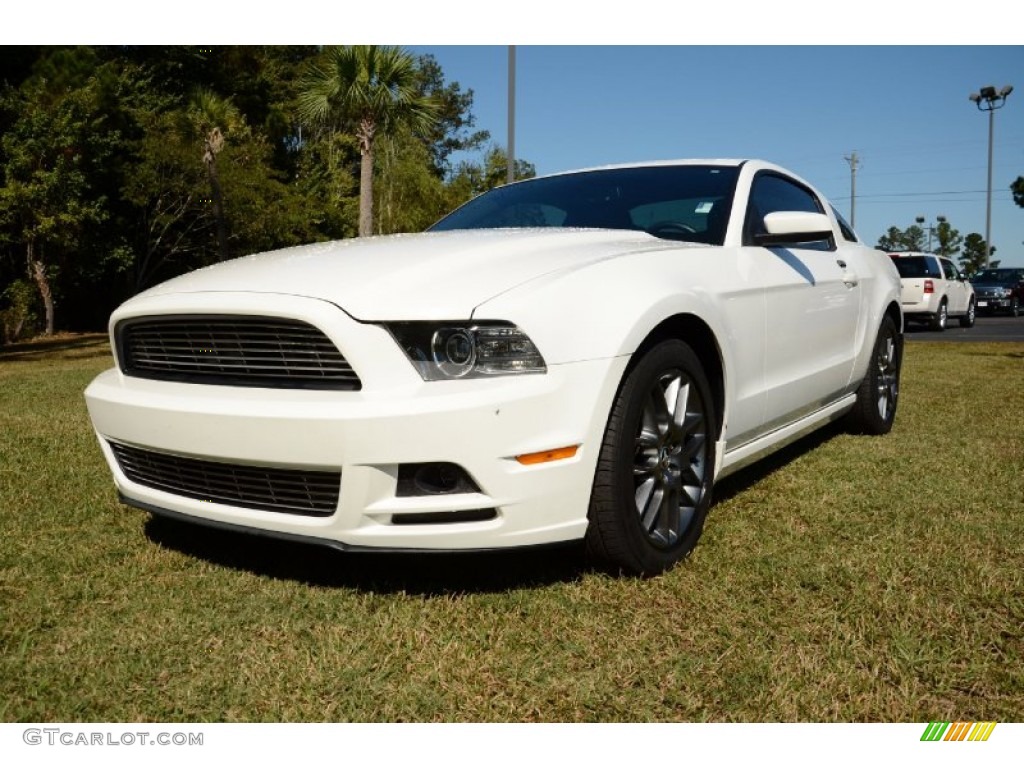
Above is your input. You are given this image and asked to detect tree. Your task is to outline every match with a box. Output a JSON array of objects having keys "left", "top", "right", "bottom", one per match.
[
  {"left": 186, "top": 89, "right": 244, "bottom": 262},
  {"left": 298, "top": 46, "right": 437, "bottom": 237},
  {"left": 934, "top": 219, "right": 962, "bottom": 259},
  {"left": 412, "top": 54, "right": 489, "bottom": 178},
  {"left": 447, "top": 146, "right": 537, "bottom": 201},
  {"left": 0, "top": 76, "right": 111, "bottom": 335},
  {"left": 876, "top": 225, "right": 926, "bottom": 253},
  {"left": 960, "top": 233, "right": 1000, "bottom": 276},
  {"left": 1012, "top": 176, "right": 1024, "bottom": 208}
]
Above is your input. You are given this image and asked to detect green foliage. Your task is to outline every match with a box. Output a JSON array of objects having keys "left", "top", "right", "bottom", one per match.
[
  {"left": 1013, "top": 176, "right": 1024, "bottom": 208},
  {"left": 0, "top": 279, "right": 38, "bottom": 342},
  {"left": 0, "top": 46, "right": 530, "bottom": 333},
  {"left": 876, "top": 225, "right": 926, "bottom": 253},
  {"left": 934, "top": 219, "right": 962, "bottom": 258},
  {"left": 413, "top": 54, "right": 490, "bottom": 178},
  {"left": 877, "top": 218, "right": 966, "bottom": 258},
  {"left": 448, "top": 146, "right": 538, "bottom": 201},
  {"left": 298, "top": 45, "right": 440, "bottom": 236},
  {"left": 960, "top": 233, "right": 999, "bottom": 276}
]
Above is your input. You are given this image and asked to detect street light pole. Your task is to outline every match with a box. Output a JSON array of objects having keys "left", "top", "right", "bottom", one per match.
[
  {"left": 507, "top": 45, "right": 516, "bottom": 185},
  {"left": 969, "top": 84, "right": 1013, "bottom": 267},
  {"left": 915, "top": 214, "right": 947, "bottom": 254}
]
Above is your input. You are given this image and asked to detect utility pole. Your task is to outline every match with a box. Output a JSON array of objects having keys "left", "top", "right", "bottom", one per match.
[
  {"left": 507, "top": 46, "right": 516, "bottom": 185},
  {"left": 844, "top": 151, "right": 860, "bottom": 228}
]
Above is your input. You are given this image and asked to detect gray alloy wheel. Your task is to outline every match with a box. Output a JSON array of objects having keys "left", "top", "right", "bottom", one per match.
[
  {"left": 960, "top": 299, "right": 976, "bottom": 328},
  {"left": 586, "top": 339, "right": 716, "bottom": 575},
  {"left": 846, "top": 314, "right": 902, "bottom": 435},
  {"left": 930, "top": 301, "right": 948, "bottom": 331},
  {"left": 1012, "top": 298, "right": 1021, "bottom": 318}
]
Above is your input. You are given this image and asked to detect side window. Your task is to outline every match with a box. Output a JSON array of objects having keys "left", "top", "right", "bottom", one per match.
[
  {"left": 941, "top": 259, "right": 958, "bottom": 281},
  {"left": 831, "top": 205, "right": 858, "bottom": 242},
  {"left": 745, "top": 173, "right": 832, "bottom": 251}
]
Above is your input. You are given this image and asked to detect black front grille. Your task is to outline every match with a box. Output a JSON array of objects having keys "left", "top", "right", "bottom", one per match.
[
  {"left": 109, "top": 442, "right": 340, "bottom": 517},
  {"left": 117, "top": 315, "right": 360, "bottom": 390}
]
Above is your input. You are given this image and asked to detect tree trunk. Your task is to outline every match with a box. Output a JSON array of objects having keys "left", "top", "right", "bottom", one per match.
[
  {"left": 27, "top": 241, "right": 55, "bottom": 336},
  {"left": 357, "top": 117, "right": 376, "bottom": 237},
  {"left": 204, "top": 129, "right": 229, "bottom": 262}
]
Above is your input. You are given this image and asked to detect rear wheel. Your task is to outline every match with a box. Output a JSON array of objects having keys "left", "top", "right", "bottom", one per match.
[
  {"left": 930, "top": 300, "right": 947, "bottom": 331},
  {"left": 846, "top": 315, "right": 902, "bottom": 435},
  {"left": 586, "top": 339, "right": 716, "bottom": 576},
  {"left": 960, "top": 298, "right": 976, "bottom": 328}
]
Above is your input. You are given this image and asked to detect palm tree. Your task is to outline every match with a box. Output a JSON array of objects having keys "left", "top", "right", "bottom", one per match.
[
  {"left": 186, "top": 89, "right": 243, "bottom": 262},
  {"left": 298, "top": 46, "right": 436, "bottom": 237}
]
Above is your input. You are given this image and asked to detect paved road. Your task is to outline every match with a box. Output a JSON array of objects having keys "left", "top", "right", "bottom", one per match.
[{"left": 904, "top": 315, "right": 1024, "bottom": 342}]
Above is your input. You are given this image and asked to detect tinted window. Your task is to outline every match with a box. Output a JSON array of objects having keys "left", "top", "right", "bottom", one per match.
[
  {"left": 831, "top": 206, "right": 858, "bottom": 242},
  {"left": 745, "top": 173, "right": 831, "bottom": 250},
  {"left": 891, "top": 256, "right": 941, "bottom": 279},
  {"left": 430, "top": 165, "right": 741, "bottom": 245},
  {"left": 940, "top": 259, "right": 958, "bottom": 281},
  {"left": 973, "top": 269, "right": 1024, "bottom": 285}
]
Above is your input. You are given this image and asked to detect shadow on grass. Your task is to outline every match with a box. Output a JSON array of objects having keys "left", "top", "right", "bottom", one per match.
[
  {"left": 144, "top": 515, "right": 590, "bottom": 596},
  {"left": 712, "top": 420, "right": 845, "bottom": 505},
  {"left": 142, "top": 424, "right": 847, "bottom": 594},
  {"left": 0, "top": 333, "right": 109, "bottom": 363}
]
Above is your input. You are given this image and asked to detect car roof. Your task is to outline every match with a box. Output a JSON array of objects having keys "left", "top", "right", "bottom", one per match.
[{"left": 535, "top": 158, "right": 748, "bottom": 181}]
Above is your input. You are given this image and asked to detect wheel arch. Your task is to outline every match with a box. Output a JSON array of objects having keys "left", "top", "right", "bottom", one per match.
[
  {"left": 628, "top": 314, "right": 726, "bottom": 440},
  {"left": 884, "top": 299, "right": 902, "bottom": 334}
]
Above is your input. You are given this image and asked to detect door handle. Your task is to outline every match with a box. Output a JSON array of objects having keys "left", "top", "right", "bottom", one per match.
[{"left": 837, "top": 260, "right": 859, "bottom": 287}]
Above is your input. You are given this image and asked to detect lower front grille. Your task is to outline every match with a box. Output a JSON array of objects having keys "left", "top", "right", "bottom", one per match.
[{"left": 109, "top": 442, "right": 340, "bottom": 517}]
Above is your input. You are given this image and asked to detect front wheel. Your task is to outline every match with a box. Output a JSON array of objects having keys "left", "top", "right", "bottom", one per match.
[
  {"left": 1011, "top": 298, "right": 1021, "bottom": 318},
  {"left": 586, "top": 339, "right": 717, "bottom": 576},
  {"left": 846, "top": 315, "right": 902, "bottom": 435}
]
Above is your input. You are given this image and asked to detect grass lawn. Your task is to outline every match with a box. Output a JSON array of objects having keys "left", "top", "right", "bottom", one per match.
[{"left": 1, "top": 335, "right": 1022, "bottom": 722}]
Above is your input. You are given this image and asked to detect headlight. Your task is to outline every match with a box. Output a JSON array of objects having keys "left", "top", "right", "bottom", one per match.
[{"left": 385, "top": 322, "right": 547, "bottom": 381}]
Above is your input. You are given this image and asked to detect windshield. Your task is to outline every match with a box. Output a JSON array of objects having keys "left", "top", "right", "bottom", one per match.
[
  {"left": 972, "top": 269, "right": 1022, "bottom": 285},
  {"left": 429, "top": 165, "right": 741, "bottom": 245}
]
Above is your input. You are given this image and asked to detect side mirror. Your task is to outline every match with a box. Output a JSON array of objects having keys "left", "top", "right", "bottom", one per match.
[{"left": 754, "top": 211, "right": 833, "bottom": 246}]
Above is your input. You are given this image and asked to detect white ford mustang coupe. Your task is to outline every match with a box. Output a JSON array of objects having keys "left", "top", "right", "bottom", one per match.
[{"left": 85, "top": 160, "right": 903, "bottom": 575}]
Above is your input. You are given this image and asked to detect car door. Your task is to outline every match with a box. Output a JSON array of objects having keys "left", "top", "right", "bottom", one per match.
[
  {"left": 743, "top": 172, "right": 861, "bottom": 433},
  {"left": 940, "top": 258, "right": 967, "bottom": 314}
]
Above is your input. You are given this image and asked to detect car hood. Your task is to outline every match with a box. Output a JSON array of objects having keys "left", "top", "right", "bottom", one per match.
[{"left": 135, "top": 229, "right": 686, "bottom": 320}]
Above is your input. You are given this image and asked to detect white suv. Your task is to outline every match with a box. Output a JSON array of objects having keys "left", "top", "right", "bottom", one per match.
[{"left": 889, "top": 252, "right": 976, "bottom": 331}]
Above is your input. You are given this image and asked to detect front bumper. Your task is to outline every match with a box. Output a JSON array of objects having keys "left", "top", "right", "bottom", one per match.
[
  {"left": 975, "top": 296, "right": 1013, "bottom": 311},
  {"left": 85, "top": 292, "right": 628, "bottom": 550}
]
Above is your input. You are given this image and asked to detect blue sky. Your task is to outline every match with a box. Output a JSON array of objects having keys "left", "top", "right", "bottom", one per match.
[{"left": 409, "top": 46, "right": 1024, "bottom": 266}]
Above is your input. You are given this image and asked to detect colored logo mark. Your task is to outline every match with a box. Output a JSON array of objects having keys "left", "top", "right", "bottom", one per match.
[{"left": 921, "top": 722, "right": 997, "bottom": 742}]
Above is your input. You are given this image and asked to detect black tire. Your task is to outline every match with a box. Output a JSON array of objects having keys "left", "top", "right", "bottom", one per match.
[
  {"left": 960, "top": 298, "right": 976, "bottom": 328},
  {"left": 846, "top": 315, "right": 902, "bottom": 435},
  {"left": 1011, "top": 298, "right": 1021, "bottom": 318},
  {"left": 929, "top": 300, "right": 947, "bottom": 331},
  {"left": 586, "top": 339, "right": 717, "bottom": 576}
]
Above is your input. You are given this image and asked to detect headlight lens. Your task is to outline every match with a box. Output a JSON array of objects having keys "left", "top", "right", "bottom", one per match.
[{"left": 386, "top": 322, "right": 547, "bottom": 381}]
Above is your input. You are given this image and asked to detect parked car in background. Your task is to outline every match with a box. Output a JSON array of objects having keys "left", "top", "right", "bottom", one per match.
[
  {"left": 85, "top": 159, "right": 904, "bottom": 576},
  {"left": 971, "top": 267, "right": 1024, "bottom": 317},
  {"left": 889, "top": 252, "right": 975, "bottom": 330}
]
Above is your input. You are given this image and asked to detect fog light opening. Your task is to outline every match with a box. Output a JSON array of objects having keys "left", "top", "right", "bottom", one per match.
[{"left": 396, "top": 463, "right": 481, "bottom": 497}]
